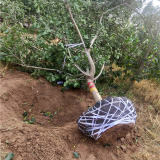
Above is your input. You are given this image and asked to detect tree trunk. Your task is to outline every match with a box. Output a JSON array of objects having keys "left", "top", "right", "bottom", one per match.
[{"left": 87, "top": 79, "right": 102, "bottom": 103}]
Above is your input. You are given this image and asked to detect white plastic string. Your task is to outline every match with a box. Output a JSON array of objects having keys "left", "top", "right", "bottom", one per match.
[
  {"left": 63, "top": 42, "right": 83, "bottom": 69},
  {"left": 77, "top": 97, "right": 137, "bottom": 140},
  {"left": 65, "top": 43, "right": 83, "bottom": 48}
]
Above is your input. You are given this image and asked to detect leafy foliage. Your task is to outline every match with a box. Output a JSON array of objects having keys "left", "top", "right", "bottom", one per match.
[{"left": 0, "top": 0, "right": 159, "bottom": 89}]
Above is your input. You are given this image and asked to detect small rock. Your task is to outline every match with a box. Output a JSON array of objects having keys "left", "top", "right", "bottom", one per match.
[
  {"left": 87, "top": 154, "right": 97, "bottom": 160},
  {"left": 120, "top": 145, "right": 127, "bottom": 152},
  {"left": 126, "top": 133, "right": 131, "bottom": 139},
  {"left": 120, "top": 138, "right": 125, "bottom": 142},
  {"left": 27, "top": 142, "right": 31, "bottom": 145},
  {"left": 5, "top": 140, "right": 10, "bottom": 144}
]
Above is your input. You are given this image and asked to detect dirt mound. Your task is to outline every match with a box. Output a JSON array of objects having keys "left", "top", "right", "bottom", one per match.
[{"left": 0, "top": 70, "right": 138, "bottom": 160}]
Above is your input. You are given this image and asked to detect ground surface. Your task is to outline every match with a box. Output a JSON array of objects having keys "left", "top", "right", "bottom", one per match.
[{"left": 0, "top": 70, "right": 159, "bottom": 160}]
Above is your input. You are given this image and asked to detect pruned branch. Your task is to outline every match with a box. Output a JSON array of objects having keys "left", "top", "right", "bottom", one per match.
[
  {"left": 90, "top": 29, "right": 101, "bottom": 48},
  {"left": 84, "top": 49, "right": 96, "bottom": 78},
  {"left": 17, "top": 63, "right": 62, "bottom": 73},
  {"left": 75, "top": 63, "right": 90, "bottom": 77},
  {"left": 94, "top": 64, "right": 105, "bottom": 81}
]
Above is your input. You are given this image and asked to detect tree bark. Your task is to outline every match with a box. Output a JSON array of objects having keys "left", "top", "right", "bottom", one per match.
[{"left": 87, "top": 79, "right": 102, "bottom": 103}]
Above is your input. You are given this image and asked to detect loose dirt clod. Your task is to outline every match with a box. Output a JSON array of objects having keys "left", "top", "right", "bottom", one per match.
[{"left": 99, "top": 124, "right": 135, "bottom": 144}]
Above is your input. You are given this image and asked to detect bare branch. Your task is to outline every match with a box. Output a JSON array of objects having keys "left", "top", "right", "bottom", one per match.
[
  {"left": 90, "top": 30, "right": 100, "bottom": 48},
  {"left": 67, "top": 77, "right": 85, "bottom": 81},
  {"left": 4, "top": 47, "right": 22, "bottom": 62},
  {"left": 19, "top": 51, "right": 24, "bottom": 64},
  {"left": 30, "top": 44, "right": 45, "bottom": 53},
  {"left": 64, "top": 0, "right": 86, "bottom": 49},
  {"left": 94, "top": 64, "right": 105, "bottom": 81},
  {"left": 75, "top": 63, "right": 90, "bottom": 77},
  {"left": 64, "top": 36, "right": 90, "bottom": 77},
  {"left": 65, "top": 39, "right": 96, "bottom": 79},
  {"left": 16, "top": 63, "right": 62, "bottom": 73},
  {"left": 67, "top": 47, "right": 90, "bottom": 77},
  {"left": 84, "top": 49, "right": 96, "bottom": 78}
]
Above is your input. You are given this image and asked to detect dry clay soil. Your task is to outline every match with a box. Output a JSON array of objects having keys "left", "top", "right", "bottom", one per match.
[{"left": 0, "top": 70, "right": 139, "bottom": 160}]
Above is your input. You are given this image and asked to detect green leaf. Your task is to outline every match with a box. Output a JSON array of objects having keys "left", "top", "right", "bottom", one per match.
[
  {"left": 49, "top": 114, "right": 53, "bottom": 118},
  {"left": 5, "top": 152, "right": 14, "bottom": 160},
  {"left": 74, "top": 82, "right": 79, "bottom": 88},
  {"left": 104, "top": 143, "right": 111, "bottom": 147},
  {"left": 23, "top": 111, "right": 27, "bottom": 117},
  {"left": 84, "top": 35, "right": 88, "bottom": 39},
  {"left": 44, "top": 113, "right": 49, "bottom": 116},
  {"left": 37, "top": 7, "right": 40, "bottom": 13},
  {"left": 73, "top": 152, "right": 79, "bottom": 158},
  {"left": 28, "top": 120, "right": 34, "bottom": 124},
  {"left": 31, "top": 117, "right": 36, "bottom": 122}
]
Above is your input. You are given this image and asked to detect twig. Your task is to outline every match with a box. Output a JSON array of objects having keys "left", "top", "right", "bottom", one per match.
[
  {"left": 30, "top": 44, "right": 45, "bottom": 53},
  {"left": 94, "top": 64, "right": 105, "bottom": 81},
  {"left": 4, "top": 47, "right": 21, "bottom": 62},
  {"left": 67, "top": 47, "right": 90, "bottom": 77},
  {"left": 16, "top": 63, "right": 62, "bottom": 73},
  {"left": 64, "top": 35, "right": 90, "bottom": 77},
  {"left": 68, "top": 78, "right": 85, "bottom": 82},
  {"left": 21, "top": 37, "right": 45, "bottom": 53},
  {"left": 90, "top": 29, "right": 101, "bottom": 48},
  {"left": 19, "top": 51, "right": 24, "bottom": 64},
  {"left": 146, "top": 52, "right": 159, "bottom": 67}
]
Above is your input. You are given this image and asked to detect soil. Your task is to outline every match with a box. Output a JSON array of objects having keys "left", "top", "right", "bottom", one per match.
[{"left": 0, "top": 70, "right": 139, "bottom": 160}]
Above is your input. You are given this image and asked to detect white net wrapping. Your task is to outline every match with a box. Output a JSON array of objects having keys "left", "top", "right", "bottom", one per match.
[{"left": 77, "top": 97, "right": 137, "bottom": 140}]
